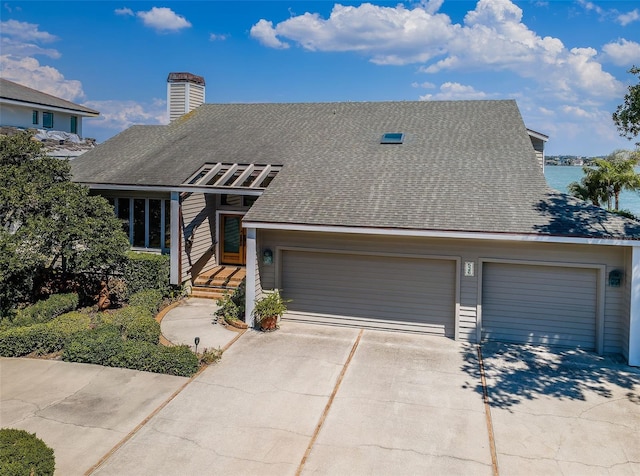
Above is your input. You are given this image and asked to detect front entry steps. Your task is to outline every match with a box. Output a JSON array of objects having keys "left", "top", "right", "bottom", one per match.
[{"left": 191, "top": 266, "right": 246, "bottom": 300}]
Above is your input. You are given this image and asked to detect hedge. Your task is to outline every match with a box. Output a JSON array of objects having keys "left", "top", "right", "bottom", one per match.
[
  {"left": 128, "top": 289, "right": 164, "bottom": 316},
  {"left": 0, "top": 312, "right": 90, "bottom": 357},
  {"left": 10, "top": 293, "right": 79, "bottom": 328},
  {"left": 106, "top": 305, "right": 160, "bottom": 344},
  {"left": 63, "top": 328, "right": 199, "bottom": 377},
  {"left": 123, "top": 252, "right": 170, "bottom": 298},
  {"left": 0, "top": 428, "right": 55, "bottom": 476}
]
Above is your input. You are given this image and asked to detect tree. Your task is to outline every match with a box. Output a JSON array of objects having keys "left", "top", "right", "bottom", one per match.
[
  {"left": 568, "top": 149, "right": 640, "bottom": 211},
  {"left": 0, "top": 132, "right": 130, "bottom": 314},
  {"left": 613, "top": 66, "right": 640, "bottom": 146}
]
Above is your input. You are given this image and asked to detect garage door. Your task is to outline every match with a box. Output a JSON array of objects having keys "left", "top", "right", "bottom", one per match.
[
  {"left": 281, "top": 250, "right": 456, "bottom": 336},
  {"left": 482, "top": 262, "right": 598, "bottom": 350}
]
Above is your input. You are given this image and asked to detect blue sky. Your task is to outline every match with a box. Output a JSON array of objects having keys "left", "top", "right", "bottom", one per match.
[{"left": 1, "top": 1, "right": 639, "bottom": 155}]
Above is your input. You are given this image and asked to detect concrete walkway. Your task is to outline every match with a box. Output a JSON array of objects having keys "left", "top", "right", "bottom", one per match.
[{"left": 159, "top": 298, "right": 241, "bottom": 351}]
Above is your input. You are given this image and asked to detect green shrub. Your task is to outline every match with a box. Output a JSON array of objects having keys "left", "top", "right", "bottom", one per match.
[
  {"left": 11, "top": 293, "right": 79, "bottom": 328},
  {"left": 128, "top": 289, "right": 164, "bottom": 316},
  {"left": 0, "top": 312, "right": 90, "bottom": 357},
  {"left": 108, "top": 306, "right": 160, "bottom": 344},
  {"left": 0, "top": 428, "right": 55, "bottom": 476},
  {"left": 123, "top": 252, "right": 170, "bottom": 298},
  {"left": 63, "top": 330, "right": 199, "bottom": 377}
]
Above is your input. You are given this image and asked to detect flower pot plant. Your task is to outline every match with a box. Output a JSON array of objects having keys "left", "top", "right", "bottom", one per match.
[{"left": 253, "top": 290, "right": 290, "bottom": 331}]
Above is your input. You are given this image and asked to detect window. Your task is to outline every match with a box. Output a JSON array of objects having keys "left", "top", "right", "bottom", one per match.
[
  {"left": 70, "top": 116, "right": 78, "bottom": 134},
  {"left": 113, "top": 197, "right": 171, "bottom": 251},
  {"left": 380, "top": 132, "right": 404, "bottom": 144},
  {"left": 43, "top": 112, "right": 53, "bottom": 129},
  {"left": 32, "top": 110, "right": 39, "bottom": 125}
]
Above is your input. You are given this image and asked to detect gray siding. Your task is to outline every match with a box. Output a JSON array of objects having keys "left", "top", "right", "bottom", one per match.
[
  {"left": 181, "top": 193, "right": 217, "bottom": 282},
  {"left": 281, "top": 250, "right": 456, "bottom": 336},
  {"left": 482, "top": 263, "right": 597, "bottom": 349},
  {"left": 257, "top": 230, "right": 628, "bottom": 353}
]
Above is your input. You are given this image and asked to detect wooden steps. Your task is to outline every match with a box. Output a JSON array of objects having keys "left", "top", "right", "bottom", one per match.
[{"left": 191, "top": 266, "right": 246, "bottom": 300}]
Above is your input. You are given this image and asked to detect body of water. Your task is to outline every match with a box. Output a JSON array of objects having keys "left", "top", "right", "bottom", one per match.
[{"left": 544, "top": 165, "right": 640, "bottom": 216}]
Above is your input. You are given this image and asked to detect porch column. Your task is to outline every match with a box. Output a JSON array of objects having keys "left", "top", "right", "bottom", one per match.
[
  {"left": 245, "top": 227, "right": 257, "bottom": 328},
  {"left": 629, "top": 246, "right": 640, "bottom": 366},
  {"left": 170, "top": 191, "right": 180, "bottom": 285}
]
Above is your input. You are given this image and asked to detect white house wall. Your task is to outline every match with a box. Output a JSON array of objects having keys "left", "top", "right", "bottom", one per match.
[
  {"left": 1, "top": 104, "right": 83, "bottom": 136},
  {"left": 257, "top": 230, "right": 629, "bottom": 355}
]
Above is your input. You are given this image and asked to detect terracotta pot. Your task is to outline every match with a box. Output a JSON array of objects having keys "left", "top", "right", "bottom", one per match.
[{"left": 260, "top": 315, "right": 278, "bottom": 331}]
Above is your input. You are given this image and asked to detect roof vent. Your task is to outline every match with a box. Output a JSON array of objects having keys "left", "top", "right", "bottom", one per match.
[{"left": 381, "top": 132, "right": 404, "bottom": 144}]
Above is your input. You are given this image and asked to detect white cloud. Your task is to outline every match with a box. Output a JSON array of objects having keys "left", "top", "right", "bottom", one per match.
[
  {"left": 250, "top": 19, "right": 290, "bottom": 49},
  {"left": 137, "top": 7, "right": 191, "bottom": 32},
  {"left": 251, "top": 0, "right": 622, "bottom": 101},
  {"left": 419, "top": 82, "right": 489, "bottom": 100},
  {"left": 0, "top": 55, "right": 85, "bottom": 101},
  {"left": 577, "top": 0, "right": 604, "bottom": 16},
  {"left": 411, "top": 81, "right": 436, "bottom": 89},
  {"left": 84, "top": 98, "right": 168, "bottom": 131},
  {"left": 602, "top": 39, "right": 640, "bottom": 66},
  {"left": 115, "top": 7, "right": 134, "bottom": 16},
  {"left": 617, "top": 9, "right": 640, "bottom": 26},
  {"left": 0, "top": 19, "right": 57, "bottom": 42},
  {"left": 209, "top": 33, "right": 228, "bottom": 41}
]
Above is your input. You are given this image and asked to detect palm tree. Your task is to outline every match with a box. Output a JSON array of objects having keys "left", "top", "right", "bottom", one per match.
[{"left": 569, "top": 150, "right": 640, "bottom": 210}]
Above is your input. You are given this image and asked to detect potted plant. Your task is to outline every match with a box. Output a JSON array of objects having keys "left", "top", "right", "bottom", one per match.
[{"left": 253, "top": 290, "right": 290, "bottom": 331}]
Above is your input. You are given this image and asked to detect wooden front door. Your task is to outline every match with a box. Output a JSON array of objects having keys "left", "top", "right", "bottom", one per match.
[{"left": 220, "top": 214, "right": 246, "bottom": 265}]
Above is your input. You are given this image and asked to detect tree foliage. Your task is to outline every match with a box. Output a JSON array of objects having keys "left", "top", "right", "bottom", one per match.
[
  {"left": 0, "top": 132, "right": 129, "bottom": 314},
  {"left": 613, "top": 66, "right": 640, "bottom": 146},
  {"left": 568, "top": 150, "right": 640, "bottom": 211}
]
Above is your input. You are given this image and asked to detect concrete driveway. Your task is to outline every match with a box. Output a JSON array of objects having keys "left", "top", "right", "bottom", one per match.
[{"left": 2, "top": 322, "right": 639, "bottom": 475}]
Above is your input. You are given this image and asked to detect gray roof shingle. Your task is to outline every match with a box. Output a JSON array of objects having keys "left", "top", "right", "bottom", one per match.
[
  {"left": 0, "top": 78, "right": 99, "bottom": 116},
  {"left": 71, "top": 100, "right": 640, "bottom": 240}
]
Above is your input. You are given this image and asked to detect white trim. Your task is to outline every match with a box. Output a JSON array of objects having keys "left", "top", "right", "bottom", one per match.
[
  {"left": 526, "top": 128, "right": 549, "bottom": 141},
  {"left": 243, "top": 221, "right": 639, "bottom": 247},
  {"left": 245, "top": 228, "right": 257, "bottom": 328},
  {"left": 170, "top": 192, "right": 180, "bottom": 285},
  {"left": 478, "top": 258, "right": 606, "bottom": 354},
  {"left": 80, "top": 183, "right": 264, "bottom": 196},
  {"left": 0, "top": 98, "right": 98, "bottom": 116},
  {"left": 629, "top": 246, "right": 640, "bottom": 366}
]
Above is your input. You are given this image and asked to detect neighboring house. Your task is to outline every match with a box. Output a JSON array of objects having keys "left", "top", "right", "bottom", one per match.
[
  {"left": 70, "top": 74, "right": 640, "bottom": 366},
  {"left": 0, "top": 78, "right": 99, "bottom": 156}
]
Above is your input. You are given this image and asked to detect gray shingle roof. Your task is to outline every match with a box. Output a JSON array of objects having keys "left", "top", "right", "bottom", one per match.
[
  {"left": 71, "top": 100, "right": 640, "bottom": 240},
  {"left": 0, "top": 78, "right": 99, "bottom": 116}
]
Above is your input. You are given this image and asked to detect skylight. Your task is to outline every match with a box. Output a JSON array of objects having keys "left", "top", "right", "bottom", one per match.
[{"left": 381, "top": 132, "right": 404, "bottom": 144}]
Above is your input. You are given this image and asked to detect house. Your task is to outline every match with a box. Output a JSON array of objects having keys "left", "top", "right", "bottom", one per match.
[
  {"left": 0, "top": 77, "right": 99, "bottom": 156},
  {"left": 70, "top": 74, "right": 640, "bottom": 366}
]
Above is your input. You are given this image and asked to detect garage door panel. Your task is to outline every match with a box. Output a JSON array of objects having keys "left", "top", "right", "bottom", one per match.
[
  {"left": 482, "top": 263, "right": 597, "bottom": 350},
  {"left": 282, "top": 250, "right": 456, "bottom": 336}
]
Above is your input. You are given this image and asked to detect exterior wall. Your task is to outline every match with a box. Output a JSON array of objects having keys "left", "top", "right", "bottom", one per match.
[
  {"left": 257, "top": 229, "right": 629, "bottom": 354},
  {"left": 180, "top": 193, "right": 217, "bottom": 283},
  {"left": 167, "top": 82, "right": 205, "bottom": 122},
  {"left": 529, "top": 136, "right": 545, "bottom": 170},
  {"left": 1, "top": 104, "right": 83, "bottom": 136}
]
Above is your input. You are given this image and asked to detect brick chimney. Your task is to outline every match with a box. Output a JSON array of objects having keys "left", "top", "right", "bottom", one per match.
[{"left": 167, "top": 72, "right": 205, "bottom": 122}]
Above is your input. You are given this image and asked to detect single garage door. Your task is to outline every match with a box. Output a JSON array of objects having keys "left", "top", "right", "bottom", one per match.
[
  {"left": 281, "top": 250, "right": 456, "bottom": 336},
  {"left": 482, "top": 262, "right": 598, "bottom": 350}
]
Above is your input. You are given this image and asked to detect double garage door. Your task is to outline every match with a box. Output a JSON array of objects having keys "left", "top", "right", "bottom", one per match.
[
  {"left": 482, "top": 263, "right": 598, "bottom": 350},
  {"left": 280, "top": 250, "right": 599, "bottom": 350},
  {"left": 281, "top": 250, "right": 456, "bottom": 336}
]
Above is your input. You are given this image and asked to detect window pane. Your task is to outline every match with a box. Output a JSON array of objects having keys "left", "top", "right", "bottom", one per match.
[
  {"left": 43, "top": 112, "right": 53, "bottom": 128},
  {"left": 117, "top": 198, "right": 130, "bottom": 240},
  {"left": 133, "top": 199, "right": 146, "bottom": 247},
  {"left": 70, "top": 116, "right": 78, "bottom": 134},
  {"left": 164, "top": 200, "right": 171, "bottom": 250},
  {"left": 148, "top": 199, "right": 161, "bottom": 248},
  {"left": 32, "top": 110, "right": 39, "bottom": 124}
]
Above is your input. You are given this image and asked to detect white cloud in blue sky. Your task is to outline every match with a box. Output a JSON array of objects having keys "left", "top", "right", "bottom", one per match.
[{"left": 0, "top": 1, "right": 638, "bottom": 155}]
